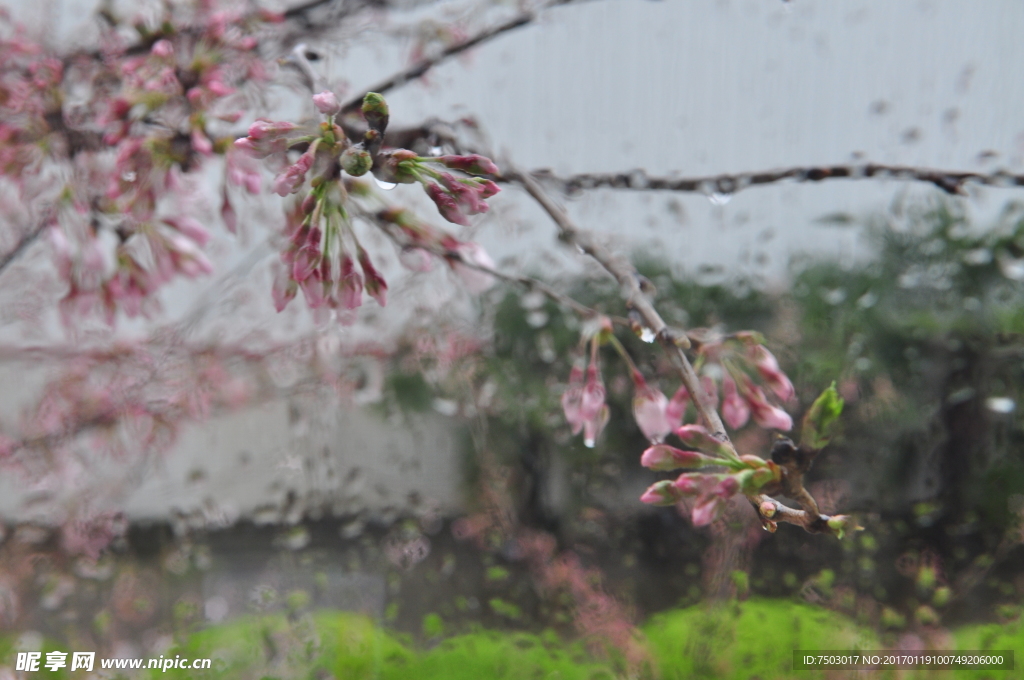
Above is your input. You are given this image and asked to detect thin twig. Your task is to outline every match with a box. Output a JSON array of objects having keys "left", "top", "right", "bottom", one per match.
[
  {"left": 339, "top": 0, "right": 578, "bottom": 114},
  {"left": 527, "top": 163, "right": 1024, "bottom": 198},
  {"left": 357, "top": 205, "right": 627, "bottom": 325},
  {"left": 0, "top": 223, "right": 47, "bottom": 279}
]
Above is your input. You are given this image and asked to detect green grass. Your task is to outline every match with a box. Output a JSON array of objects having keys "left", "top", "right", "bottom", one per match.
[
  {"left": 642, "top": 598, "right": 879, "bottom": 680},
  {"left": 3, "top": 599, "right": 1019, "bottom": 679}
]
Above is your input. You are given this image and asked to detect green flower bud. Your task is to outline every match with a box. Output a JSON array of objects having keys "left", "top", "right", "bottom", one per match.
[
  {"left": 341, "top": 146, "right": 373, "bottom": 176},
  {"left": 362, "top": 92, "right": 389, "bottom": 132},
  {"left": 826, "top": 514, "right": 860, "bottom": 539}
]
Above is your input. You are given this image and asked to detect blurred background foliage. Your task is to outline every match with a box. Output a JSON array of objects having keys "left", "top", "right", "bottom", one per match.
[
  {"left": 375, "top": 195, "right": 1024, "bottom": 634},
  {"left": 3, "top": 197, "right": 1024, "bottom": 676}
]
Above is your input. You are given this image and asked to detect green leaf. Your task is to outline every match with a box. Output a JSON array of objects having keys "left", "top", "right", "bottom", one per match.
[{"left": 800, "top": 382, "right": 844, "bottom": 450}]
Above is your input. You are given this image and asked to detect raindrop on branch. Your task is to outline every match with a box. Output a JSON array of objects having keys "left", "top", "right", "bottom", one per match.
[{"left": 707, "top": 192, "right": 732, "bottom": 206}]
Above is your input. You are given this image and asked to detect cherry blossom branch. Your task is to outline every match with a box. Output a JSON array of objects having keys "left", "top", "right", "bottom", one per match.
[
  {"left": 527, "top": 163, "right": 1024, "bottom": 198},
  {"left": 506, "top": 165, "right": 726, "bottom": 434},
  {"left": 506, "top": 164, "right": 840, "bottom": 534}
]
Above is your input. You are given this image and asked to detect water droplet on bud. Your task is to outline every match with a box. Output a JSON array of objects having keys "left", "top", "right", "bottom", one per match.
[{"left": 374, "top": 176, "right": 397, "bottom": 191}]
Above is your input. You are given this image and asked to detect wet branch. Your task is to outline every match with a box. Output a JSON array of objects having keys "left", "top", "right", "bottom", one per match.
[
  {"left": 529, "top": 163, "right": 1024, "bottom": 198},
  {"left": 359, "top": 206, "right": 627, "bottom": 325}
]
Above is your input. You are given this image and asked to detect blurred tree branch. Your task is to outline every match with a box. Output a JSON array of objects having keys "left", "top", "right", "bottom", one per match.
[{"left": 527, "top": 163, "right": 1024, "bottom": 198}]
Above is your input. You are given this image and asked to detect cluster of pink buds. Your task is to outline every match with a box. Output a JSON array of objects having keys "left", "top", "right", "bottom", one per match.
[
  {"left": 638, "top": 424, "right": 781, "bottom": 526},
  {"left": 3, "top": 4, "right": 285, "bottom": 324},
  {"left": 373, "top": 150, "right": 501, "bottom": 226},
  {"left": 98, "top": 4, "right": 270, "bottom": 147},
  {"left": 49, "top": 202, "right": 214, "bottom": 324},
  {"left": 235, "top": 90, "right": 503, "bottom": 316},
  {"left": 272, "top": 201, "right": 388, "bottom": 313},
  {"left": 690, "top": 330, "right": 795, "bottom": 431}
]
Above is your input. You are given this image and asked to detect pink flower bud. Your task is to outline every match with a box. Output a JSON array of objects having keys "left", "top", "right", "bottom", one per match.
[
  {"left": 691, "top": 494, "right": 724, "bottom": 526},
  {"left": 248, "top": 119, "right": 296, "bottom": 140},
  {"left": 759, "top": 500, "right": 777, "bottom": 518},
  {"left": 436, "top": 154, "right": 500, "bottom": 176},
  {"left": 338, "top": 255, "right": 364, "bottom": 310},
  {"left": 674, "top": 473, "right": 705, "bottom": 495},
  {"left": 562, "top": 363, "right": 585, "bottom": 435},
  {"left": 674, "top": 424, "right": 732, "bottom": 458},
  {"left": 312, "top": 91, "right": 341, "bottom": 116},
  {"left": 640, "top": 480, "right": 682, "bottom": 506},
  {"left": 721, "top": 375, "right": 750, "bottom": 430},
  {"left": 583, "top": 405, "right": 609, "bottom": 448},
  {"left": 271, "top": 263, "right": 297, "bottom": 312},
  {"left": 273, "top": 150, "right": 315, "bottom": 196},
  {"left": 712, "top": 475, "right": 740, "bottom": 498},
  {"left": 299, "top": 270, "right": 327, "bottom": 308},
  {"left": 426, "top": 183, "right": 469, "bottom": 226},
  {"left": 233, "top": 137, "right": 259, "bottom": 155},
  {"left": 640, "top": 445, "right": 708, "bottom": 472},
  {"left": 581, "top": 363, "right": 606, "bottom": 421},
  {"left": 478, "top": 179, "right": 501, "bottom": 199},
  {"left": 291, "top": 245, "right": 320, "bottom": 282},
  {"left": 744, "top": 380, "right": 793, "bottom": 431},
  {"left": 751, "top": 346, "right": 795, "bottom": 402},
  {"left": 632, "top": 372, "right": 672, "bottom": 443},
  {"left": 575, "top": 362, "right": 610, "bottom": 448},
  {"left": 358, "top": 248, "right": 388, "bottom": 306},
  {"left": 438, "top": 173, "right": 493, "bottom": 215}
]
